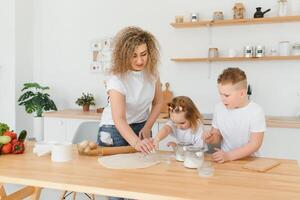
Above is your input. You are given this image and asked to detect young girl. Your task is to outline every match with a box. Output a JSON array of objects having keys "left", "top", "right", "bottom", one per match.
[{"left": 154, "top": 96, "right": 206, "bottom": 149}]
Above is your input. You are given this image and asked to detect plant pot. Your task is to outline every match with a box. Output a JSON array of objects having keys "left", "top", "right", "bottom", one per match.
[
  {"left": 33, "top": 117, "right": 44, "bottom": 141},
  {"left": 82, "top": 104, "right": 90, "bottom": 112}
]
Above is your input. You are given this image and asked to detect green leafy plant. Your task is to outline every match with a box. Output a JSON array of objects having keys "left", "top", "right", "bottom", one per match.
[
  {"left": 75, "top": 92, "right": 96, "bottom": 106},
  {"left": 18, "top": 83, "right": 57, "bottom": 117},
  {"left": 0, "top": 122, "right": 10, "bottom": 136}
]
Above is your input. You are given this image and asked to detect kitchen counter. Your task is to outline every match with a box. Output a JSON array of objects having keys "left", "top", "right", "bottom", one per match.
[
  {"left": 44, "top": 109, "right": 300, "bottom": 128},
  {"left": 0, "top": 142, "right": 299, "bottom": 200}
]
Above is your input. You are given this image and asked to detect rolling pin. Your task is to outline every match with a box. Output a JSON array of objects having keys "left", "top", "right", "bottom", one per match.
[{"left": 83, "top": 146, "right": 137, "bottom": 156}]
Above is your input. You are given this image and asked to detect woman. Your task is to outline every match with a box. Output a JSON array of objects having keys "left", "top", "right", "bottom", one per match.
[{"left": 97, "top": 26, "right": 163, "bottom": 155}]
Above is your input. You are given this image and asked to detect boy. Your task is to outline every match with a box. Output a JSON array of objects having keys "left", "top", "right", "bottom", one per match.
[{"left": 203, "top": 67, "right": 266, "bottom": 163}]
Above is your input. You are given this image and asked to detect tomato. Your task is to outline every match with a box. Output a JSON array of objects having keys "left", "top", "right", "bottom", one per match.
[
  {"left": 3, "top": 131, "right": 17, "bottom": 140},
  {"left": 1, "top": 143, "right": 12, "bottom": 154}
]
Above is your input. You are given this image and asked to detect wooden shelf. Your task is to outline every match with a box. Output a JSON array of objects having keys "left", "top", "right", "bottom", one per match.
[
  {"left": 171, "top": 55, "right": 300, "bottom": 62},
  {"left": 170, "top": 15, "right": 300, "bottom": 28}
]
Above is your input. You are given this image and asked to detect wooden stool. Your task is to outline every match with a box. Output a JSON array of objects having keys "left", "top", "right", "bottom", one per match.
[{"left": 61, "top": 190, "right": 95, "bottom": 200}]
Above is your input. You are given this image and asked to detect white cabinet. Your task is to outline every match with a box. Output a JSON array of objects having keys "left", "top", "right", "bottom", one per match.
[
  {"left": 260, "top": 128, "right": 300, "bottom": 160},
  {"left": 44, "top": 117, "right": 98, "bottom": 143}
]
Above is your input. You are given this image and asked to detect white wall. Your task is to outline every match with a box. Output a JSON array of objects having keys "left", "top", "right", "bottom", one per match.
[
  {"left": 15, "top": 0, "right": 34, "bottom": 134},
  {"left": 0, "top": 0, "right": 16, "bottom": 128},
  {"left": 31, "top": 0, "right": 300, "bottom": 117}
]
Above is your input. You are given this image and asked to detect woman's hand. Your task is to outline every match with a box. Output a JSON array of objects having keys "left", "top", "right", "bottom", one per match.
[
  {"left": 134, "top": 138, "right": 155, "bottom": 154},
  {"left": 139, "top": 126, "right": 152, "bottom": 139}
]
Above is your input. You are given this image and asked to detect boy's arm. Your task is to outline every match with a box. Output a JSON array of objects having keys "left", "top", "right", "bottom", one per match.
[
  {"left": 213, "top": 132, "right": 264, "bottom": 163},
  {"left": 202, "top": 127, "right": 222, "bottom": 144},
  {"left": 227, "top": 132, "right": 264, "bottom": 161}
]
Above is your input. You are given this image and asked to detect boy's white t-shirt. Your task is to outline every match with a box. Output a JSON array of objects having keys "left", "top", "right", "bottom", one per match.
[
  {"left": 212, "top": 101, "right": 266, "bottom": 155},
  {"left": 100, "top": 71, "right": 156, "bottom": 126},
  {"left": 166, "top": 120, "right": 205, "bottom": 148}
]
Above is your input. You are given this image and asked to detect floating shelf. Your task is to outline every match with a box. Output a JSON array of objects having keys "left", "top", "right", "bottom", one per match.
[
  {"left": 170, "top": 16, "right": 300, "bottom": 28},
  {"left": 171, "top": 55, "right": 300, "bottom": 62}
]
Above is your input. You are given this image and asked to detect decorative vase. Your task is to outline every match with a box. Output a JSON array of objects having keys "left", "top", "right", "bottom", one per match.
[
  {"left": 33, "top": 117, "right": 44, "bottom": 141},
  {"left": 83, "top": 104, "right": 90, "bottom": 112}
]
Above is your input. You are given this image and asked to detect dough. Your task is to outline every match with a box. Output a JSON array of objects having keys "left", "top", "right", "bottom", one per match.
[{"left": 98, "top": 152, "right": 161, "bottom": 169}]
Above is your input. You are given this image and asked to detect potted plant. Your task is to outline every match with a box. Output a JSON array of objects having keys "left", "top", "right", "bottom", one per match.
[
  {"left": 18, "top": 82, "right": 57, "bottom": 141},
  {"left": 75, "top": 92, "right": 96, "bottom": 112}
]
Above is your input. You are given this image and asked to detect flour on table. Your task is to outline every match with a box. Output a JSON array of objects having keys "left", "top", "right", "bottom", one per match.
[{"left": 98, "top": 152, "right": 161, "bottom": 169}]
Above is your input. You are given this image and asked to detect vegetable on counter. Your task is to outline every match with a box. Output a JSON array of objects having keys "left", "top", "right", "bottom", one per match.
[
  {"left": 12, "top": 141, "right": 25, "bottom": 154},
  {"left": 0, "top": 135, "right": 12, "bottom": 144},
  {"left": 0, "top": 122, "right": 10, "bottom": 136},
  {"left": 1, "top": 143, "right": 12, "bottom": 154},
  {"left": 0, "top": 129, "right": 27, "bottom": 155}
]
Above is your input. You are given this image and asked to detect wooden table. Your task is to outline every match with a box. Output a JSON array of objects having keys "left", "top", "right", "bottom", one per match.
[{"left": 0, "top": 143, "right": 300, "bottom": 200}]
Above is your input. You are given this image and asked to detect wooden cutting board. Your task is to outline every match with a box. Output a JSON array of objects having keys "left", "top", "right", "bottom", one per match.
[
  {"left": 243, "top": 158, "right": 281, "bottom": 172},
  {"left": 160, "top": 82, "right": 173, "bottom": 113}
]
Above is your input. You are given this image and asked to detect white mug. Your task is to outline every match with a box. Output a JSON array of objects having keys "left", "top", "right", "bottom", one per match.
[{"left": 51, "top": 143, "right": 73, "bottom": 162}]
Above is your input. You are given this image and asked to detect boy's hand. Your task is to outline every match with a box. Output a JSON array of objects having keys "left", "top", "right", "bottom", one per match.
[
  {"left": 212, "top": 148, "right": 230, "bottom": 163},
  {"left": 202, "top": 132, "right": 214, "bottom": 144}
]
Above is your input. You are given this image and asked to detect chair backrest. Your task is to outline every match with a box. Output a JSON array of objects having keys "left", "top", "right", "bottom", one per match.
[{"left": 72, "top": 121, "right": 99, "bottom": 144}]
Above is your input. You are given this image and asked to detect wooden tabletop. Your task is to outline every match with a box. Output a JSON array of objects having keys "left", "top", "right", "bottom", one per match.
[{"left": 0, "top": 143, "right": 299, "bottom": 200}]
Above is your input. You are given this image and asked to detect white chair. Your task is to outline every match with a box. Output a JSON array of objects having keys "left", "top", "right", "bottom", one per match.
[{"left": 61, "top": 121, "right": 99, "bottom": 200}]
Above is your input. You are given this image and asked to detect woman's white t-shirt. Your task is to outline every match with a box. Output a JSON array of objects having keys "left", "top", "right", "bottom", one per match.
[
  {"left": 100, "top": 71, "right": 156, "bottom": 126},
  {"left": 166, "top": 120, "right": 205, "bottom": 148},
  {"left": 212, "top": 101, "right": 266, "bottom": 156}
]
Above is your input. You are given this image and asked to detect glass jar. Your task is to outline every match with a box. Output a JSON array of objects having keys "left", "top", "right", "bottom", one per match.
[
  {"left": 278, "top": 0, "right": 288, "bottom": 16},
  {"left": 292, "top": 43, "right": 300, "bottom": 56},
  {"left": 198, "top": 161, "right": 214, "bottom": 177},
  {"left": 183, "top": 146, "right": 204, "bottom": 169},
  {"left": 174, "top": 142, "right": 192, "bottom": 162}
]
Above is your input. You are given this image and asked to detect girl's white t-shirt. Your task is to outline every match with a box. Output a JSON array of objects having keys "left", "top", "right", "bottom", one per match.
[
  {"left": 100, "top": 71, "right": 156, "bottom": 126},
  {"left": 212, "top": 101, "right": 266, "bottom": 155},
  {"left": 166, "top": 120, "right": 205, "bottom": 148}
]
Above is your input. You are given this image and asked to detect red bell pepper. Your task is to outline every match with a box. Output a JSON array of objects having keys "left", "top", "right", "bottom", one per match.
[{"left": 12, "top": 141, "right": 25, "bottom": 154}]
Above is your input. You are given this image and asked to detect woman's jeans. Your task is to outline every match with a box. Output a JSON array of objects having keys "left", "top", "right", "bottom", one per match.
[
  {"left": 97, "top": 121, "right": 147, "bottom": 200},
  {"left": 97, "top": 121, "right": 146, "bottom": 147}
]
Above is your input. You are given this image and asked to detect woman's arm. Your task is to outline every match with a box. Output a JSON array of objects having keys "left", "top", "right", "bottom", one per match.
[
  {"left": 109, "top": 89, "right": 154, "bottom": 153},
  {"left": 139, "top": 79, "right": 163, "bottom": 138}
]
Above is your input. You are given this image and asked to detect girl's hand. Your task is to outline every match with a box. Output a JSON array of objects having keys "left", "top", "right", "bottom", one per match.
[
  {"left": 153, "top": 138, "right": 160, "bottom": 150},
  {"left": 212, "top": 148, "right": 230, "bottom": 163},
  {"left": 139, "top": 127, "right": 151, "bottom": 139},
  {"left": 135, "top": 138, "right": 155, "bottom": 154},
  {"left": 167, "top": 141, "right": 177, "bottom": 148},
  {"left": 202, "top": 132, "right": 214, "bottom": 144}
]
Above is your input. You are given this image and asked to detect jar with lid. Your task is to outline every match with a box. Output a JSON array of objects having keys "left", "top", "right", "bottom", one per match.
[
  {"left": 208, "top": 48, "right": 219, "bottom": 58},
  {"left": 292, "top": 43, "right": 300, "bottom": 56},
  {"left": 278, "top": 0, "right": 288, "bottom": 16},
  {"left": 183, "top": 146, "right": 205, "bottom": 169},
  {"left": 174, "top": 142, "right": 192, "bottom": 162}
]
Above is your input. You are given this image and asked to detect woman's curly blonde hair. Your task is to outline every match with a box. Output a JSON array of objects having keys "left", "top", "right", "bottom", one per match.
[{"left": 110, "top": 26, "right": 160, "bottom": 78}]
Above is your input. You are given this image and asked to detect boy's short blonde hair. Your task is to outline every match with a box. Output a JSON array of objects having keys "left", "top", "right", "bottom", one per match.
[
  {"left": 217, "top": 67, "right": 247, "bottom": 89},
  {"left": 168, "top": 96, "right": 203, "bottom": 132},
  {"left": 110, "top": 26, "right": 159, "bottom": 78}
]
